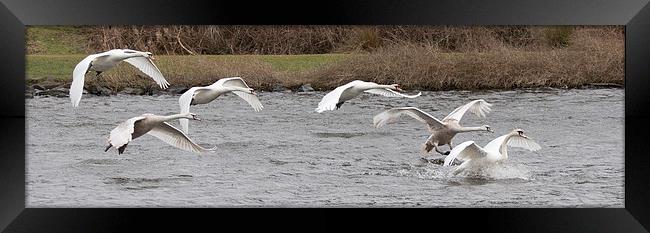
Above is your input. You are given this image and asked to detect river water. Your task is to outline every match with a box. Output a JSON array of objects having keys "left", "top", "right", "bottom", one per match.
[{"left": 26, "top": 88, "right": 624, "bottom": 207}]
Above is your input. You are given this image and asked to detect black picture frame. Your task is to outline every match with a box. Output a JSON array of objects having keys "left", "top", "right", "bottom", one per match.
[{"left": 1, "top": 0, "right": 649, "bottom": 232}]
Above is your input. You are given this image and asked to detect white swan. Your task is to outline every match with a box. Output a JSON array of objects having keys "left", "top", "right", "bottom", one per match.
[
  {"left": 178, "top": 77, "right": 263, "bottom": 134},
  {"left": 315, "top": 80, "right": 421, "bottom": 113},
  {"left": 105, "top": 113, "right": 216, "bottom": 154},
  {"left": 443, "top": 128, "right": 541, "bottom": 175},
  {"left": 374, "top": 99, "right": 493, "bottom": 155},
  {"left": 70, "top": 49, "right": 170, "bottom": 107}
]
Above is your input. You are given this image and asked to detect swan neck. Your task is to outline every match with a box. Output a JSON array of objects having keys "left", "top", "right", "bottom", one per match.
[
  {"left": 232, "top": 86, "right": 250, "bottom": 92},
  {"left": 161, "top": 113, "right": 191, "bottom": 122},
  {"left": 460, "top": 126, "right": 485, "bottom": 132},
  {"left": 217, "top": 85, "right": 248, "bottom": 92},
  {"left": 116, "top": 52, "right": 144, "bottom": 60},
  {"left": 377, "top": 84, "right": 393, "bottom": 89}
]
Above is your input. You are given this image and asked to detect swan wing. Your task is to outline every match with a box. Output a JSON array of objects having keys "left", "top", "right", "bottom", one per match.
[
  {"left": 70, "top": 54, "right": 105, "bottom": 107},
  {"left": 483, "top": 135, "right": 509, "bottom": 153},
  {"left": 108, "top": 116, "right": 146, "bottom": 149},
  {"left": 507, "top": 136, "right": 542, "bottom": 151},
  {"left": 215, "top": 77, "right": 249, "bottom": 88},
  {"left": 146, "top": 122, "right": 216, "bottom": 154},
  {"left": 178, "top": 87, "right": 211, "bottom": 134},
  {"left": 364, "top": 88, "right": 422, "bottom": 98},
  {"left": 443, "top": 99, "right": 492, "bottom": 122},
  {"left": 315, "top": 83, "right": 355, "bottom": 113},
  {"left": 443, "top": 141, "right": 487, "bottom": 166},
  {"left": 232, "top": 91, "right": 264, "bottom": 112},
  {"left": 214, "top": 77, "right": 264, "bottom": 111},
  {"left": 124, "top": 56, "right": 170, "bottom": 89},
  {"left": 373, "top": 107, "right": 444, "bottom": 129}
]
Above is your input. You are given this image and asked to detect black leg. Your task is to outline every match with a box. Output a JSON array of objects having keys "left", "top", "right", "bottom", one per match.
[
  {"left": 336, "top": 102, "right": 345, "bottom": 109},
  {"left": 118, "top": 144, "right": 127, "bottom": 154}
]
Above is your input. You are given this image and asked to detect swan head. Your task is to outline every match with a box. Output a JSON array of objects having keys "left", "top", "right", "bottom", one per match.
[
  {"left": 186, "top": 113, "right": 200, "bottom": 121},
  {"left": 390, "top": 84, "right": 404, "bottom": 92},
  {"left": 145, "top": 52, "right": 155, "bottom": 60},
  {"left": 484, "top": 125, "right": 494, "bottom": 133},
  {"left": 513, "top": 128, "right": 528, "bottom": 139}
]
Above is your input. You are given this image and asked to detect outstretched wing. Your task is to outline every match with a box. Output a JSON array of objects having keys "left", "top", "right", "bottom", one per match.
[
  {"left": 232, "top": 91, "right": 264, "bottom": 112},
  {"left": 443, "top": 141, "right": 488, "bottom": 166},
  {"left": 315, "top": 83, "right": 355, "bottom": 113},
  {"left": 146, "top": 122, "right": 216, "bottom": 154},
  {"left": 373, "top": 107, "right": 444, "bottom": 129},
  {"left": 124, "top": 57, "right": 170, "bottom": 89},
  {"left": 70, "top": 54, "right": 105, "bottom": 107},
  {"left": 442, "top": 99, "right": 492, "bottom": 123},
  {"left": 507, "top": 136, "right": 542, "bottom": 152},
  {"left": 364, "top": 89, "right": 422, "bottom": 98},
  {"left": 108, "top": 116, "right": 146, "bottom": 149},
  {"left": 214, "top": 77, "right": 248, "bottom": 88},
  {"left": 178, "top": 87, "right": 211, "bottom": 134},
  {"left": 484, "top": 134, "right": 541, "bottom": 156},
  {"left": 216, "top": 77, "right": 263, "bottom": 112}
]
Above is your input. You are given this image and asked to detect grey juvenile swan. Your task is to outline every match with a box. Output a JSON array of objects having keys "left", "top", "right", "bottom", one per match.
[
  {"left": 315, "top": 80, "right": 421, "bottom": 113},
  {"left": 443, "top": 128, "right": 541, "bottom": 175},
  {"left": 178, "top": 77, "right": 263, "bottom": 134},
  {"left": 105, "top": 113, "right": 216, "bottom": 154},
  {"left": 373, "top": 99, "right": 493, "bottom": 155},
  {"left": 70, "top": 49, "right": 170, "bottom": 107}
]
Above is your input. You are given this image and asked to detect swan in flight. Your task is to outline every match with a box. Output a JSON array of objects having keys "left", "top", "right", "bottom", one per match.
[
  {"left": 443, "top": 128, "right": 541, "bottom": 175},
  {"left": 374, "top": 99, "right": 493, "bottom": 155},
  {"left": 178, "top": 77, "right": 263, "bottom": 134},
  {"left": 70, "top": 49, "right": 170, "bottom": 107},
  {"left": 105, "top": 113, "right": 216, "bottom": 154},
  {"left": 315, "top": 80, "right": 421, "bottom": 113}
]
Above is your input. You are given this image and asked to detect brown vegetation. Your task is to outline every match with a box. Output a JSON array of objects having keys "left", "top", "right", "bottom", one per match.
[
  {"left": 27, "top": 26, "right": 624, "bottom": 95},
  {"left": 84, "top": 26, "right": 622, "bottom": 55},
  {"left": 298, "top": 27, "right": 624, "bottom": 90}
]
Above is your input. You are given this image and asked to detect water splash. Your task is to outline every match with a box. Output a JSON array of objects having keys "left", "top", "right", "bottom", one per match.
[{"left": 449, "top": 163, "right": 533, "bottom": 181}]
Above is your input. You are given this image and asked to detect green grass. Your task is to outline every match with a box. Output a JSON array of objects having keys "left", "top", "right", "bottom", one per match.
[
  {"left": 27, "top": 26, "right": 88, "bottom": 55},
  {"left": 258, "top": 54, "right": 353, "bottom": 72},
  {"left": 27, "top": 55, "right": 86, "bottom": 82}
]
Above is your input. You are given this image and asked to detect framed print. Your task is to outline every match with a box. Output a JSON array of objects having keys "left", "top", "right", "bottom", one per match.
[{"left": 1, "top": 0, "right": 650, "bottom": 232}]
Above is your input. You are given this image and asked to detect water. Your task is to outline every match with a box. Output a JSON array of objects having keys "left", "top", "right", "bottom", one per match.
[{"left": 26, "top": 88, "right": 624, "bottom": 207}]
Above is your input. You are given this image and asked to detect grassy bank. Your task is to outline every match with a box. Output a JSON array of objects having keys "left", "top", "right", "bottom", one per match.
[
  {"left": 26, "top": 54, "right": 353, "bottom": 91},
  {"left": 26, "top": 26, "right": 623, "bottom": 93},
  {"left": 27, "top": 48, "right": 622, "bottom": 93},
  {"left": 27, "top": 26, "right": 89, "bottom": 55}
]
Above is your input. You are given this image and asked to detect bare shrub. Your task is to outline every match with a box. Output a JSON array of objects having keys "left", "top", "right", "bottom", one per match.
[
  {"left": 544, "top": 26, "right": 573, "bottom": 48},
  {"left": 303, "top": 29, "right": 623, "bottom": 91},
  {"left": 85, "top": 26, "right": 615, "bottom": 55}
]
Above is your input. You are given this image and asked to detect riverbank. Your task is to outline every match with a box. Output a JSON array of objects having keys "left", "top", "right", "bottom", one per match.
[
  {"left": 26, "top": 45, "right": 623, "bottom": 98},
  {"left": 26, "top": 26, "right": 623, "bottom": 97}
]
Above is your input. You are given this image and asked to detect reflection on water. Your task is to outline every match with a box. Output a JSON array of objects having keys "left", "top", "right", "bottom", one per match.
[{"left": 26, "top": 88, "right": 624, "bottom": 207}]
